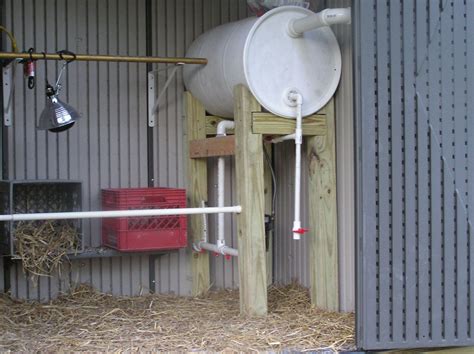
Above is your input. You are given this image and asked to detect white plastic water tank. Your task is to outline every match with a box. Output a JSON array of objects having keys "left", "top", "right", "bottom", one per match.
[{"left": 183, "top": 6, "right": 342, "bottom": 119}]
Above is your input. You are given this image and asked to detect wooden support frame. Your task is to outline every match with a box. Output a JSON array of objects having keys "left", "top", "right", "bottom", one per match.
[
  {"left": 307, "top": 98, "right": 339, "bottom": 311},
  {"left": 184, "top": 92, "right": 210, "bottom": 296},
  {"left": 252, "top": 113, "right": 327, "bottom": 136},
  {"left": 186, "top": 89, "right": 338, "bottom": 314},
  {"left": 205, "top": 113, "right": 327, "bottom": 137},
  {"left": 189, "top": 136, "right": 235, "bottom": 158},
  {"left": 234, "top": 85, "right": 268, "bottom": 316}
]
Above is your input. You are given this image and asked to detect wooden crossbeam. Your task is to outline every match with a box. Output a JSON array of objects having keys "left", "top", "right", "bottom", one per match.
[
  {"left": 189, "top": 136, "right": 235, "bottom": 158},
  {"left": 252, "top": 113, "right": 326, "bottom": 136}
]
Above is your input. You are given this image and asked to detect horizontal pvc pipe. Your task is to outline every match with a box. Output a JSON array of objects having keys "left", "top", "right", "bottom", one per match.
[
  {"left": 199, "top": 242, "right": 238, "bottom": 257},
  {"left": 288, "top": 8, "right": 351, "bottom": 37},
  {"left": 271, "top": 133, "right": 295, "bottom": 144},
  {"left": 0, "top": 206, "right": 242, "bottom": 221}
]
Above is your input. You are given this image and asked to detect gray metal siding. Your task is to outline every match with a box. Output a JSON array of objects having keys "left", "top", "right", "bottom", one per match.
[
  {"left": 3, "top": 0, "right": 356, "bottom": 302},
  {"left": 3, "top": 0, "right": 250, "bottom": 301},
  {"left": 150, "top": 0, "right": 249, "bottom": 292},
  {"left": 329, "top": 0, "right": 354, "bottom": 312},
  {"left": 274, "top": 142, "right": 310, "bottom": 287},
  {"left": 5, "top": 0, "right": 151, "bottom": 301},
  {"left": 355, "top": 0, "right": 474, "bottom": 349}
]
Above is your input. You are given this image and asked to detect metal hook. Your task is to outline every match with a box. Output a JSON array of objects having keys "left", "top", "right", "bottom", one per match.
[{"left": 54, "top": 50, "right": 76, "bottom": 92}]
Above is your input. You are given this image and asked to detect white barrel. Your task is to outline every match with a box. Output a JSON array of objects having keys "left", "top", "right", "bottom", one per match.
[{"left": 183, "top": 6, "right": 342, "bottom": 119}]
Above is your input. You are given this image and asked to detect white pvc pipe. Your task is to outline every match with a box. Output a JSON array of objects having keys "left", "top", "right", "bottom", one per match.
[
  {"left": 216, "top": 120, "right": 235, "bottom": 136},
  {"left": 198, "top": 241, "right": 238, "bottom": 257},
  {"left": 216, "top": 120, "right": 235, "bottom": 248},
  {"left": 291, "top": 93, "right": 303, "bottom": 240},
  {"left": 288, "top": 8, "right": 351, "bottom": 37},
  {"left": 217, "top": 157, "right": 226, "bottom": 247},
  {"left": 270, "top": 91, "right": 305, "bottom": 239},
  {"left": 201, "top": 200, "right": 208, "bottom": 243},
  {"left": 0, "top": 206, "right": 242, "bottom": 222},
  {"left": 271, "top": 133, "right": 295, "bottom": 144}
]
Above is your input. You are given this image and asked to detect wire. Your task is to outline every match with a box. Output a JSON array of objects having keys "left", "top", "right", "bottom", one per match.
[
  {"left": 263, "top": 143, "right": 277, "bottom": 215},
  {"left": 0, "top": 26, "right": 18, "bottom": 52}
]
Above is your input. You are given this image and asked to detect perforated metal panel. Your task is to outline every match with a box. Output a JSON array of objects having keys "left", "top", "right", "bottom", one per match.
[{"left": 355, "top": 0, "right": 474, "bottom": 350}]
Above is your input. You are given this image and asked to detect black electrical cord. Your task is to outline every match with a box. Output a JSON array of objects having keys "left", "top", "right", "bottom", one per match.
[
  {"left": 57, "top": 49, "right": 76, "bottom": 63},
  {"left": 263, "top": 143, "right": 277, "bottom": 215}
]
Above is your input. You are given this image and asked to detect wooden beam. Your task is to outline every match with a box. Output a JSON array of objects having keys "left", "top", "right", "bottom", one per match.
[
  {"left": 189, "top": 136, "right": 235, "bottom": 158},
  {"left": 184, "top": 92, "right": 210, "bottom": 297},
  {"left": 234, "top": 84, "right": 268, "bottom": 316},
  {"left": 252, "top": 113, "right": 326, "bottom": 136},
  {"left": 206, "top": 115, "right": 234, "bottom": 135},
  {"left": 306, "top": 98, "right": 339, "bottom": 311}
]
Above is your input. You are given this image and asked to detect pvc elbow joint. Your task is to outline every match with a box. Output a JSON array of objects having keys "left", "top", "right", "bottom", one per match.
[
  {"left": 216, "top": 120, "right": 235, "bottom": 136},
  {"left": 288, "top": 7, "right": 351, "bottom": 37}
]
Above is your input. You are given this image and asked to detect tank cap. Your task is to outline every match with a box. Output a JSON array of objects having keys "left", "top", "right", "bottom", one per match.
[{"left": 283, "top": 88, "right": 301, "bottom": 107}]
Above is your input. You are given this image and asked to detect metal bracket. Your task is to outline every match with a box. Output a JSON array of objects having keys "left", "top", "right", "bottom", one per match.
[
  {"left": 147, "top": 63, "right": 183, "bottom": 128},
  {"left": 147, "top": 71, "right": 156, "bottom": 127},
  {"left": 3, "top": 66, "right": 13, "bottom": 127}
]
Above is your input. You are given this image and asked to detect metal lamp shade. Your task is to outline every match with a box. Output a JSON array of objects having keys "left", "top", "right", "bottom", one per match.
[{"left": 38, "top": 96, "right": 80, "bottom": 133}]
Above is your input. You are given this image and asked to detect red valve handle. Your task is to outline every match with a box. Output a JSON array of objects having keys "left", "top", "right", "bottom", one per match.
[
  {"left": 225, "top": 254, "right": 231, "bottom": 260},
  {"left": 293, "top": 228, "right": 309, "bottom": 235}
]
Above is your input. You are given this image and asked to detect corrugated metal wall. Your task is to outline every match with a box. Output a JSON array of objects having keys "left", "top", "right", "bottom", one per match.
[
  {"left": 331, "top": 0, "right": 354, "bottom": 313},
  {"left": 2, "top": 0, "right": 250, "bottom": 301},
  {"left": 272, "top": 0, "right": 354, "bottom": 311},
  {"left": 3, "top": 0, "right": 355, "bottom": 303},
  {"left": 150, "top": 0, "right": 250, "bottom": 291},
  {"left": 4, "top": 0, "right": 151, "bottom": 301},
  {"left": 355, "top": 0, "right": 474, "bottom": 349}
]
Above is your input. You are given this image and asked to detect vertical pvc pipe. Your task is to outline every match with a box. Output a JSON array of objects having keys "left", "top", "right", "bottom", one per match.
[
  {"left": 217, "top": 156, "right": 226, "bottom": 247},
  {"left": 292, "top": 94, "right": 304, "bottom": 240},
  {"left": 216, "top": 120, "right": 235, "bottom": 247}
]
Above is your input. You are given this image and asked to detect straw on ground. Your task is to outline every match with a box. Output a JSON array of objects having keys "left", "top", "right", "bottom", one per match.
[{"left": 0, "top": 283, "right": 354, "bottom": 352}]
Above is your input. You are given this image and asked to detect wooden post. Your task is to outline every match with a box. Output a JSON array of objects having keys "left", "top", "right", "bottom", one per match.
[
  {"left": 306, "top": 98, "right": 339, "bottom": 311},
  {"left": 184, "top": 92, "right": 210, "bottom": 296},
  {"left": 264, "top": 142, "right": 273, "bottom": 287},
  {"left": 234, "top": 85, "right": 268, "bottom": 316}
]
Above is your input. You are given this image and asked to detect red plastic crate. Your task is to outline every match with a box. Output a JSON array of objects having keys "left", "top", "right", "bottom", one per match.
[{"left": 101, "top": 188, "right": 187, "bottom": 252}]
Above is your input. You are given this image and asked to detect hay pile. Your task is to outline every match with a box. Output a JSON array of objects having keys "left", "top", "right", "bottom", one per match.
[
  {"left": 0, "top": 284, "right": 354, "bottom": 352},
  {"left": 12, "top": 220, "right": 80, "bottom": 283}
]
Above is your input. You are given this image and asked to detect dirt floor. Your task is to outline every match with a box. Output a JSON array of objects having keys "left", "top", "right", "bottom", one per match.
[{"left": 0, "top": 283, "right": 354, "bottom": 352}]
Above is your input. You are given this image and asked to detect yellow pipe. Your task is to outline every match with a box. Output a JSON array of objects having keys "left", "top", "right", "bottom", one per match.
[{"left": 0, "top": 51, "right": 207, "bottom": 65}]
